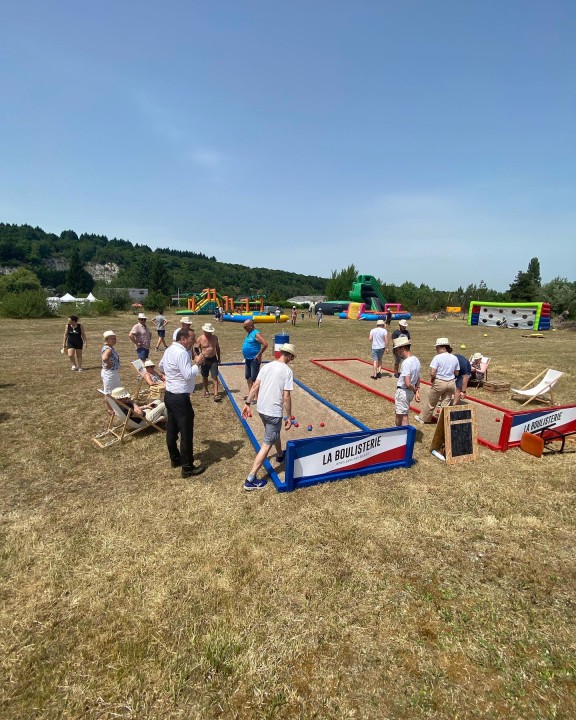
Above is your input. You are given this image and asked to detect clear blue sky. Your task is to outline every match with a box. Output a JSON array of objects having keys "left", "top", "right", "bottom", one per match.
[{"left": 1, "top": 0, "right": 574, "bottom": 290}]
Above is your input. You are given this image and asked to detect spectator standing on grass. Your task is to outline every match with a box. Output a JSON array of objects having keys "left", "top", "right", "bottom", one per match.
[
  {"left": 242, "top": 319, "right": 268, "bottom": 399},
  {"left": 393, "top": 336, "right": 420, "bottom": 426},
  {"left": 160, "top": 328, "right": 206, "bottom": 478},
  {"left": 196, "top": 322, "right": 222, "bottom": 402},
  {"left": 453, "top": 353, "right": 471, "bottom": 405},
  {"left": 291, "top": 306, "right": 297, "bottom": 326},
  {"left": 369, "top": 319, "right": 389, "bottom": 379},
  {"left": 391, "top": 319, "right": 410, "bottom": 377},
  {"left": 275, "top": 307, "right": 281, "bottom": 323},
  {"left": 308, "top": 302, "right": 314, "bottom": 318},
  {"left": 129, "top": 312, "right": 152, "bottom": 361},
  {"left": 153, "top": 309, "right": 169, "bottom": 351},
  {"left": 62, "top": 314, "right": 87, "bottom": 371},
  {"left": 316, "top": 307, "right": 323, "bottom": 327},
  {"left": 416, "top": 337, "right": 459, "bottom": 424},
  {"left": 241, "top": 343, "right": 296, "bottom": 491},
  {"left": 100, "top": 330, "right": 121, "bottom": 414},
  {"left": 172, "top": 317, "right": 196, "bottom": 349}
]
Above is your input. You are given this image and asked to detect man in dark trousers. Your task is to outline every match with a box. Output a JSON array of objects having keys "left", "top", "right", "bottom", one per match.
[
  {"left": 160, "top": 328, "right": 206, "bottom": 478},
  {"left": 391, "top": 319, "right": 411, "bottom": 378}
]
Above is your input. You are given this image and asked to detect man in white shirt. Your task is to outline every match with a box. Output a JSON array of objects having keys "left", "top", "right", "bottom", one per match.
[
  {"left": 392, "top": 336, "right": 421, "bottom": 426},
  {"left": 241, "top": 343, "right": 296, "bottom": 491},
  {"left": 369, "top": 319, "right": 389, "bottom": 379},
  {"left": 160, "top": 328, "right": 206, "bottom": 477}
]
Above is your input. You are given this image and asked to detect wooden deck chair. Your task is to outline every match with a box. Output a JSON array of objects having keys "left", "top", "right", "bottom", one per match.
[
  {"left": 93, "top": 390, "right": 166, "bottom": 448},
  {"left": 468, "top": 355, "right": 491, "bottom": 387},
  {"left": 510, "top": 369, "right": 563, "bottom": 407},
  {"left": 131, "top": 359, "right": 151, "bottom": 401}
]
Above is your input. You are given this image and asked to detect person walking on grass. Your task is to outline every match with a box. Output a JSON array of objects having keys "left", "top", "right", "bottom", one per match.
[
  {"left": 160, "top": 328, "right": 206, "bottom": 478},
  {"left": 415, "top": 337, "right": 459, "bottom": 424},
  {"left": 62, "top": 315, "right": 87, "bottom": 371},
  {"left": 316, "top": 307, "right": 323, "bottom": 327},
  {"left": 393, "top": 336, "right": 420, "bottom": 426},
  {"left": 196, "top": 322, "right": 222, "bottom": 402},
  {"left": 241, "top": 343, "right": 296, "bottom": 491},
  {"left": 153, "top": 308, "right": 169, "bottom": 351},
  {"left": 369, "top": 319, "right": 389, "bottom": 379}
]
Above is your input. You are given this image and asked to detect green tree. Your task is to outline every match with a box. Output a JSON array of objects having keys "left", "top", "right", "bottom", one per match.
[
  {"left": 149, "top": 254, "right": 172, "bottom": 295},
  {"left": 526, "top": 257, "right": 542, "bottom": 288},
  {"left": 66, "top": 249, "right": 94, "bottom": 295},
  {"left": 0, "top": 267, "right": 42, "bottom": 297},
  {"left": 325, "top": 265, "right": 357, "bottom": 300}
]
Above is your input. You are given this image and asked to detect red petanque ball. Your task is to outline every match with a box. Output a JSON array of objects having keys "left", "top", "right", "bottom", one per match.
[
  {"left": 291, "top": 415, "right": 295, "bottom": 420},
  {"left": 320, "top": 422, "right": 325, "bottom": 427},
  {"left": 495, "top": 418, "right": 500, "bottom": 422},
  {"left": 294, "top": 422, "right": 299, "bottom": 427}
]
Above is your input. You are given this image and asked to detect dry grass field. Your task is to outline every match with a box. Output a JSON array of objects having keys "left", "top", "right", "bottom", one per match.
[{"left": 1, "top": 312, "right": 575, "bottom": 720}]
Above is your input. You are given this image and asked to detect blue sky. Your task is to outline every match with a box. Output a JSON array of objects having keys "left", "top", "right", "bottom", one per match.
[{"left": 1, "top": 0, "right": 574, "bottom": 291}]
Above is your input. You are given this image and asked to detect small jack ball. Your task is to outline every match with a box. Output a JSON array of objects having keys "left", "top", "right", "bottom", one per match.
[
  {"left": 495, "top": 418, "right": 500, "bottom": 422},
  {"left": 460, "top": 344, "right": 466, "bottom": 349},
  {"left": 320, "top": 422, "right": 325, "bottom": 427},
  {"left": 307, "top": 425, "right": 313, "bottom": 431}
]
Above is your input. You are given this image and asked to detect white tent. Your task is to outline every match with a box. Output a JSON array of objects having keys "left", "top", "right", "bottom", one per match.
[
  {"left": 59, "top": 293, "right": 77, "bottom": 302},
  {"left": 86, "top": 292, "right": 98, "bottom": 302}
]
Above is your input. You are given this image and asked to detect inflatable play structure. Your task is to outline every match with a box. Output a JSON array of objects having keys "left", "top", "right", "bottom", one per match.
[
  {"left": 176, "top": 289, "right": 280, "bottom": 320},
  {"left": 468, "top": 301, "right": 551, "bottom": 330},
  {"left": 222, "top": 312, "right": 288, "bottom": 323},
  {"left": 315, "top": 274, "right": 412, "bottom": 321}
]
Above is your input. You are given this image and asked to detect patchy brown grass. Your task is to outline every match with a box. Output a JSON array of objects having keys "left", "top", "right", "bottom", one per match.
[{"left": 0, "top": 313, "right": 575, "bottom": 720}]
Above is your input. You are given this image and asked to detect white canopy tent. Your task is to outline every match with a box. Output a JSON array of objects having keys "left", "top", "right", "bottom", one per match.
[{"left": 59, "top": 292, "right": 77, "bottom": 302}]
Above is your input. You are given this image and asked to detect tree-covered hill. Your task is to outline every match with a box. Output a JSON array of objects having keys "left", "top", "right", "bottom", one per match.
[{"left": 0, "top": 223, "right": 327, "bottom": 301}]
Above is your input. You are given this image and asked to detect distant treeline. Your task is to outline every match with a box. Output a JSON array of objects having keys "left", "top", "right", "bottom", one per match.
[{"left": 0, "top": 223, "right": 327, "bottom": 303}]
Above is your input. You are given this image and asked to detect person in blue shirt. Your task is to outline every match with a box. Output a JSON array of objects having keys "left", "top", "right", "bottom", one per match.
[
  {"left": 242, "top": 319, "right": 269, "bottom": 399},
  {"left": 453, "top": 353, "right": 471, "bottom": 405}
]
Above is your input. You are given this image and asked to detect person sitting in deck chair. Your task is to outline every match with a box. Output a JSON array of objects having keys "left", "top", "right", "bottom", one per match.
[
  {"left": 110, "top": 387, "right": 166, "bottom": 424},
  {"left": 470, "top": 353, "right": 486, "bottom": 384},
  {"left": 142, "top": 359, "right": 166, "bottom": 386}
]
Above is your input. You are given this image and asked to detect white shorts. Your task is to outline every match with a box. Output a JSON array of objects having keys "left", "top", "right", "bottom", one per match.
[{"left": 395, "top": 387, "right": 414, "bottom": 415}]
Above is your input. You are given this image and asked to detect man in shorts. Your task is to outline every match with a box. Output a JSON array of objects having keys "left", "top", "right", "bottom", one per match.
[
  {"left": 196, "top": 322, "right": 222, "bottom": 402},
  {"left": 241, "top": 343, "right": 296, "bottom": 491},
  {"left": 153, "top": 309, "right": 169, "bottom": 351},
  {"left": 369, "top": 319, "right": 389, "bottom": 379},
  {"left": 393, "top": 336, "right": 421, "bottom": 426},
  {"left": 241, "top": 319, "right": 268, "bottom": 398},
  {"left": 129, "top": 312, "right": 152, "bottom": 361}
]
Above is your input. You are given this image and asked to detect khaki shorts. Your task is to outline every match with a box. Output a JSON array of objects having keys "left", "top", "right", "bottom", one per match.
[{"left": 395, "top": 387, "right": 414, "bottom": 415}]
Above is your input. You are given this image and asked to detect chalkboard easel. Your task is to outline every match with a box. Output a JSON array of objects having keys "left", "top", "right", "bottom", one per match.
[{"left": 430, "top": 405, "right": 478, "bottom": 465}]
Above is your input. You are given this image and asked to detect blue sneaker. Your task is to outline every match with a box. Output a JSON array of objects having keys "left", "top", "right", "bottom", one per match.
[{"left": 243, "top": 477, "right": 268, "bottom": 491}]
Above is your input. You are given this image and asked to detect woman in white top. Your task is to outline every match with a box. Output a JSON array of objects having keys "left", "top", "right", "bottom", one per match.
[{"left": 417, "top": 337, "right": 459, "bottom": 424}]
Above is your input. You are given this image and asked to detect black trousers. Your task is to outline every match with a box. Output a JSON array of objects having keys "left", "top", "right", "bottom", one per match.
[{"left": 164, "top": 391, "right": 195, "bottom": 470}]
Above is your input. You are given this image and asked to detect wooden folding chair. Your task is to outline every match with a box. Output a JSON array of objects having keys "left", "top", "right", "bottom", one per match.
[
  {"left": 93, "top": 391, "right": 166, "bottom": 448},
  {"left": 511, "top": 369, "right": 563, "bottom": 407},
  {"left": 131, "top": 359, "right": 151, "bottom": 401}
]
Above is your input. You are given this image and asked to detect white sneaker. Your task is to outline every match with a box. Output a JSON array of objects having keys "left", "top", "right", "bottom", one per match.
[
  {"left": 77, "top": 368, "right": 84, "bottom": 372},
  {"left": 71, "top": 366, "right": 77, "bottom": 371},
  {"left": 414, "top": 415, "right": 424, "bottom": 423}
]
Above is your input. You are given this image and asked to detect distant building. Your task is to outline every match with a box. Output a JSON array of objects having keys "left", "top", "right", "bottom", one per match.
[{"left": 287, "top": 295, "right": 326, "bottom": 305}]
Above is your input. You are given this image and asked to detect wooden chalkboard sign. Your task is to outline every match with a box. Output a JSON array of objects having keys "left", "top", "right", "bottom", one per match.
[{"left": 430, "top": 405, "right": 478, "bottom": 465}]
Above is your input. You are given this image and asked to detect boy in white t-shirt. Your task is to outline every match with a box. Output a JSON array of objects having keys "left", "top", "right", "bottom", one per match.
[
  {"left": 369, "top": 319, "right": 389, "bottom": 379},
  {"left": 241, "top": 344, "right": 296, "bottom": 491}
]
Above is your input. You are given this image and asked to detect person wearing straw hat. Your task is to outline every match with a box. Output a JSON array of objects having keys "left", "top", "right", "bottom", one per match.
[
  {"left": 470, "top": 352, "right": 485, "bottom": 384},
  {"left": 392, "top": 336, "right": 421, "bottom": 426},
  {"left": 172, "top": 316, "right": 196, "bottom": 347},
  {"left": 129, "top": 312, "right": 152, "bottom": 361},
  {"left": 241, "top": 343, "right": 296, "bottom": 491},
  {"left": 391, "top": 319, "right": 411, "bottom": 378},
  {"left": 196, "top": 322, "right": 222, "bottom": 401},
  {"left": 415, "top": 337, "right": 459, "bottom": 424}
]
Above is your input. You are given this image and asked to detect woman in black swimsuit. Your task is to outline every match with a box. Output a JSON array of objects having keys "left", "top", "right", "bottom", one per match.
[{"left": 62, "top": 315, "right": 87, "bottom": 371}]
